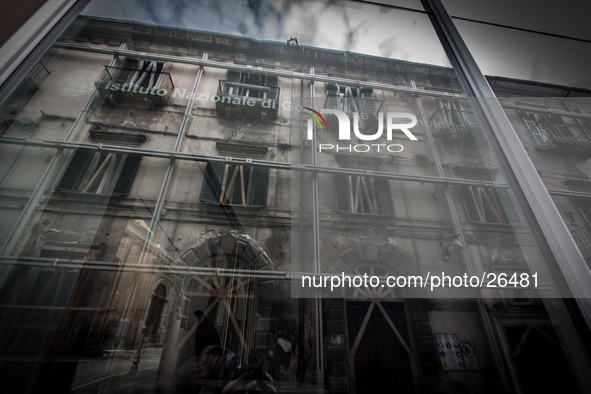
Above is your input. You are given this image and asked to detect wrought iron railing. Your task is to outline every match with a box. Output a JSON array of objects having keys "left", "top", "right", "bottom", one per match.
[
  {"left": 95, "top": 65, "right": 174, "bottom": 106},
  {"left": 217, "top": 80, "right": 279, "bottom": 102}
]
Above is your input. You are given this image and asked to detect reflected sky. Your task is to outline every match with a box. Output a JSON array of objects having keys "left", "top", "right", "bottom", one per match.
[
  {"left": 82, "top": 0, "right": 450, "bottom": 67},
  {"left": 82, "top": 0, "right": 591, "bottom": 89}
]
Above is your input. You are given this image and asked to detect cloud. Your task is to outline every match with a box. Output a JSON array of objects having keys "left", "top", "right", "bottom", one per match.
[
  {"left": 83, "top": 0, "right": 283, "bottom": 40},
  {"left": 81, "top": 0, "right": 450, "bottom": 69},
  {"left": 377, "top": 37, "right": 412, "bottom": 60}
]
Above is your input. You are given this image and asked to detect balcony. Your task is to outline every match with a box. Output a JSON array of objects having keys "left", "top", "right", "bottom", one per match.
[
  {"left": 215, "top": 79, "right": 280, "bottom": 121},
  {"left": 95, "top": 61, "right": 174, "bottom": 108},
  {"left": 541, "top": 131, "right": 591, "bottom": 157},
  {"left": 521, "top": 111, "right": 591, "bottom": 158},
  {"left": 324, "top": 84, "right": 384, "bottom": 132}
]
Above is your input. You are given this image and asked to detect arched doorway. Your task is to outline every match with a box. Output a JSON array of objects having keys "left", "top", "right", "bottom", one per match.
[
  {"left": 323, "top": 243, "right": 422, "bottom": 394},
  {"left": 145, "top": 283, "right": 168, "bottom": 343},
  {"left": 159, "top": 232, "right": 275, "bottom": 379}
]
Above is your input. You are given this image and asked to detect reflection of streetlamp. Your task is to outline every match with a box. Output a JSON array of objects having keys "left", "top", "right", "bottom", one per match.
[
  {"left": 440, "top": 233, "right": 464, "bottom": 260},
  {"left": 129, "top": 325, "right": 148, "bottom": 373}
]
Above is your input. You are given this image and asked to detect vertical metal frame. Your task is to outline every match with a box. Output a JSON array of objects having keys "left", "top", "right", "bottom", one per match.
[{"left": 0, "top": 0, "right": 91, "bottom": 105}]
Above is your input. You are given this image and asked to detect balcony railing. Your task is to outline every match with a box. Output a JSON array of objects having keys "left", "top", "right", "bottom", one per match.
[
  {"left": 95, "top": 65, "right": 174, "bottom": 107},
  {"left": 546, "top": 126, "right": 591, "bottom": 152},
  {"left": 216, "top": 80, "right": 280, "bottom": 121},
  {"left": 520, "top": 111, "right": 591, "bottom": 157}
]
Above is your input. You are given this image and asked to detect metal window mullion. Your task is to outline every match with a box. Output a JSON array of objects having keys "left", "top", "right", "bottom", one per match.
[
  {"left": 309, "top": 67, "right": 324, "bottom": 378},
  {"left": 142, "top": 54, "right": 207, "bottom": 255}
]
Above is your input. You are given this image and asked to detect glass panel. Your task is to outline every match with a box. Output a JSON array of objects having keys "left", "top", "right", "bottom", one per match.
[
  {"left": 498, "top": 94, "right": 591, "bottom": 265},
  {"left": 442, "top": 0, "right": 591, "bottom": 88},
  {"left": 0, "top": 1, "right": 589, "bottom": 394}
]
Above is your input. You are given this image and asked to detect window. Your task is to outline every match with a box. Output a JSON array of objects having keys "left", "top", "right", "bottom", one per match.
[
  {"left": 334, "top": 174, "right": 393, "bottom": 215},
  {"left": 519, "top": 111, "right": 591, "bottom": 151},
  {"left": 519, "top": 111, "right": 555, "bottom": 149},
  {"left": 325, "top": 83, "right": 380, "bottom": 125},
  {"left": 56, "top": 149, "right": 141, "bottom": 196},
  {"left": 96, "top": 58, "right": 174, "bottom": 107},
  {"left": 200, "top": 162, "right": 269, "bottom": 207},
  {"left": 435, "top": 98, "right": 479, "bottom": 132},
  {"left": 126, "top": 59, "right": 166, "bottom": 89},
  {"left": 216, "top": 71, "right": 280, "bottom": 120},
  {"left": 575, "top": 197, "right": 591, "bottom": 226},
  {"left": 459, "top": 185, "right": 519, "bottom": 224},
  {"left": 571, "top": 198, "right": 591, "bottom": 260},
  {"left": 224, "top": 71, "right": 278, "bottom": 100}
]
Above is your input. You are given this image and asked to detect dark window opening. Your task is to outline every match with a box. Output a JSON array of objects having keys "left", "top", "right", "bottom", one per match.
[
  {"left": 200, "top": 162, "right": 269, "bottom": 207},
  {"left": 216, "top": 71, "right": 280, "bottom": 120},
  {"left": 223, "top": 70, "right": 278, "bottom": 100},
  {"left": 325, "top": 83, "right": 378, "bottom": 115},
  {"left": 56, "top": 149, "right": 141, "bottom": 196},
  {"left": 127, "top": 59, "right": 166, "bottom": 89},
  {"left": 459, "top": 185, "right": 519, "bottom": 224}
]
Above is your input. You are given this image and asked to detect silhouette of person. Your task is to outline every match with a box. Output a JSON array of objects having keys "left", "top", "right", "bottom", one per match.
[{"left": 194, "top": 310, "right": 221, "bottom": 357}]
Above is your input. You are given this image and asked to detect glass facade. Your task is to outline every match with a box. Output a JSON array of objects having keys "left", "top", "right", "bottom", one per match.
[{"left": 0, "top": 1, "right": 590, "bottom": 393}]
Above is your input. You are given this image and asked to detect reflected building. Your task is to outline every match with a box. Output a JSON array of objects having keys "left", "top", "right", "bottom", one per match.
[{"left": 0, "top": 12, "right": 590, "bottom": 394}]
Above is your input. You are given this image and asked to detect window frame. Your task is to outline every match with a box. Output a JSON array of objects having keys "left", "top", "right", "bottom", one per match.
[
  {"left": 459, "top": 185, "right": 520, "bottom": 225},
  {"left": 436, "top": 97, "right": 479, "bottom": 132},
  {"left": 199, "top": 162, "right": 270, "bottom": 208},
  {"left": 325, "top": 83, "right": 381, "bottom": 126},
  {"left": 56, "top": 148, "right": 141, "bottom": 197},
  {"left": 518, "top": 111, "right": 554, "bottom": 149},
  {"left": 334, "top": 174, "right": 394, "bottom": 216}
]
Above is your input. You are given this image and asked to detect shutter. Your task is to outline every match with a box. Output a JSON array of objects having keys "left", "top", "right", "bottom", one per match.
[
  {"left": 334, "top": 174, "right": 351, "bottom": 212},
  {"left": 360, "top": 87, "right": 376, "bottom": 113},
  {"left": 113, "top": 155, "right": 142, "bottom": 196},
  {"left": 524, "top": 118, "right": 543, "bottom": 145},
  {"left": 265, "top": 75, "right": 278, "bottom": 88},
  {"left": 549, "top": 115, "right": 574, "bottom": 139},
  {"left": 265, "top": 75, "right": 279, "bottom": 102},
  {"left": 576, "top": 198, "right": 591, "bottom": 227},
  {"left": 376, "top": 178, "right": 394, "bottom": 215},
  {"left": 249, "top": 167, "right": 269, "bottom": 207},
  {"left": 520, "top": 112, "right": 550, "bottom": 148},
  {"left": 200, "top": 162, "right": 225, "bottom": 203},
  {"left": 56, "top": 149, "right": 93, "bottom": 191},
  {"left": 459, "top": 186, "right": 481, "bottom": 222},
  {"left": 497, "top": 189, "right": 520, "bottom": 224},
  {"left": 326, "top": 83, "right": 339, "bottom": 109},
  {"left": 226, "top": 70, "right": 241, "bottom": 82}
]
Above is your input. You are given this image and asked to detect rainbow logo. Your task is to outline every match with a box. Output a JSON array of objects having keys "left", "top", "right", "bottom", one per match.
[{"left": 303, "top": 107, "right": 329, "bottom": 132}]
